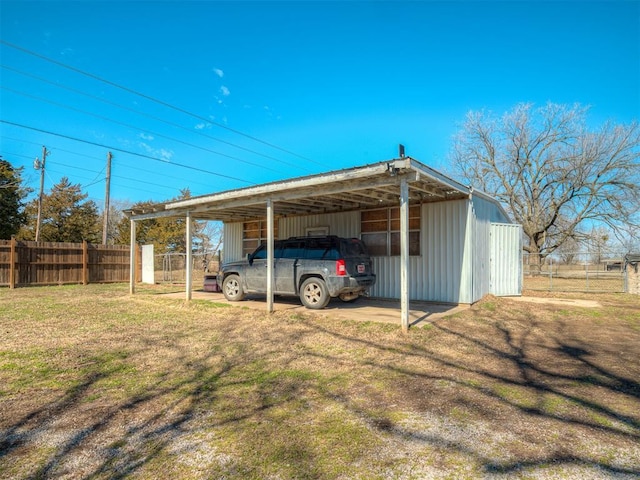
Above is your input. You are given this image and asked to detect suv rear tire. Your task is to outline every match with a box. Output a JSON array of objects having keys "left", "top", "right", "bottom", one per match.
[
  {"left": 223, "top": 274, "right": 245, "bottom": 302},
  {"left": 300, "top": 277, "right": 330, "bottom": 309}
]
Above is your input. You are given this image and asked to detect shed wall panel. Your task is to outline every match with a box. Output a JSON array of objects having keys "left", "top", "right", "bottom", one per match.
[
  {"left": 279, "top": 212, "right": 360, "bottom": 238},
  {"left": 223, "top": 222, "right": 244, "bottom": 262},
  {"left": 469, "top": 196, "right": 520, "bottom": 301},
  {"left": 222, "top": 196, "right": 518, "bottom": 304},
  {"left": 369, "top": 200, "right": 469, "bottom": 303},
  {"left": 490, "top": 223, "right": 522, "bottom": 296}
]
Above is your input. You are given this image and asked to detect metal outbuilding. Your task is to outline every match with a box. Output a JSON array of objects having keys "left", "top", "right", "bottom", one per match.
[{"left": 125, "top": 156, "right": 522, "bottom": 331}]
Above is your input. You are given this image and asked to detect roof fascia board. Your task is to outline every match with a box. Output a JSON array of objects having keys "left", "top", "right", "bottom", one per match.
[
  {"left": 167, "top": 162, "right": 395, "bottom": 211},
  {"left": 127, "top": 209, "right": 186, "bottom": 221},
  {"left": 406, "top": 158, "right": 470, "bottom": 195},
  {"left": 169, "top": 170, "right": 417, "bottom": 212},
  {"left": 406, "top": 157, "right": 514, "bottom": 222}
]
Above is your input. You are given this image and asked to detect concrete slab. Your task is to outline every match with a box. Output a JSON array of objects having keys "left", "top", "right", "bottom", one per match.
[{"left": 164, "top": 291, "right": 468, "bottom": 327}]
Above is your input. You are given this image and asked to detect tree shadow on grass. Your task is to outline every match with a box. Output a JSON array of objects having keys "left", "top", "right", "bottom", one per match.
[
  {"left": 0, "top": 317, "right": 326, "bottom": 479},
  {"left": 302, "top": 313, "right": 640, "bottom": 476},
  {"left": 1, "top": 301, "right": 639, "bottom": 479}
]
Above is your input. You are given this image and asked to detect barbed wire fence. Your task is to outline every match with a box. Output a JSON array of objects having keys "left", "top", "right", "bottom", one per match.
[{"left": 523, "top": 251, "right": 627, "bottom": 293}]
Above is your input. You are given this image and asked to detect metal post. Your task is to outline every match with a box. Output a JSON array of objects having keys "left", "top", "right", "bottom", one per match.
[
  {"left": 400, "top": 178, "right": 410, "bottom": 332},
  {"left": 129, "top": 219, "right": 136, "bottom": 294},
  {"left": 185, "top": 212, "right": 193, "bottom": 301},
  {"left": 266, "top": 199, "right": 274, "bottom": 313},
  {"left": 585, "top": 256, "right": 589, "bottom": 291}
]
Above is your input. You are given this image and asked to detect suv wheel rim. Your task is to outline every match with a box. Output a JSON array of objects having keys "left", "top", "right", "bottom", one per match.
[
  {"left": 304, "top": 283, "right": 321, "bottom": 304},
  {"left": 226, "top": 279, "right": 239, "bottom": 296}
]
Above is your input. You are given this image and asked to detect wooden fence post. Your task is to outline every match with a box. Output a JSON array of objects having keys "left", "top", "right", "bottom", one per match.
[
  {"left": 82, "top": 240, "right": 88, "bottom": 285},
  {"left": 9, "top": 236, "right": 16, "bottom": 289}
]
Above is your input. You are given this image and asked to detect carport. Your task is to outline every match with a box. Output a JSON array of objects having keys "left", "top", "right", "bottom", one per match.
[{"left": 125, "top": 156, "right": 512, "bottom": 331}]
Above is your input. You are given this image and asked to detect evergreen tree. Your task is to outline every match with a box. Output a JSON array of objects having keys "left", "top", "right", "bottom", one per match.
[
  {"left": 0, "top": 158, "right": 30, "bottom": 239},
  {"left": 20, "top": 177, "right": 101, "bottom": 243},
  {"left": 115, "top": 189, "right": 207, "bottom": 252}
]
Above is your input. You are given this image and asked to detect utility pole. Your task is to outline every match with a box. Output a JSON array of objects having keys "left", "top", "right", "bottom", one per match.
[
  {"left": 34, "top": 145, "right": 49, "bottom": 242},
  {"left": 102, "top": 152, "right": 112, "bottom": 244}
]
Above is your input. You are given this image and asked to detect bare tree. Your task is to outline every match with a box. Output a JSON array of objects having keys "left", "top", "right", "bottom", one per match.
[
  {"left": 587, "top": 226, "right": 611, "bottom": 266},
  {"left": 200, "top": 221, "right": 223, "bottom": 254},
  {"left": 450, "top": 103, "right": 640, "bottom": 267},
  {"left": 555, "top": 230, "right": 581, "bottom": 265}
]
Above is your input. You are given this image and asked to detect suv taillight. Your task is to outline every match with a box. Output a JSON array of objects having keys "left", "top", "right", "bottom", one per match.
[{"left": 336, "top": 259, "right": 346, "bottom": 276}]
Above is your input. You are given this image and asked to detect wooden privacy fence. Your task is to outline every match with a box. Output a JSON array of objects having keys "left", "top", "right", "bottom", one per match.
[{"left": 0, "top": 239, "right": 140, "bottom": 288}]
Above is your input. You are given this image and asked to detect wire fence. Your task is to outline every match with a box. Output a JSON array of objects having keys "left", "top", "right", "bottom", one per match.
[
  {"left": 523, "top": 252, "right": 626, "bottom": 293},
  {"left": 154, "top": 253, "right": 220, "bottom": 286}
]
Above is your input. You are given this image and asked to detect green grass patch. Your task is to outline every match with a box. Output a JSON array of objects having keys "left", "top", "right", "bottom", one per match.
[{"left": 482, "top": 301, "right": 497, "bottom": 312}]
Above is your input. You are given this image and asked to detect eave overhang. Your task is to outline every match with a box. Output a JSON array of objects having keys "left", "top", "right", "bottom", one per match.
[{"left": 124, "top": 157, "right": 506, "bottom": 222}]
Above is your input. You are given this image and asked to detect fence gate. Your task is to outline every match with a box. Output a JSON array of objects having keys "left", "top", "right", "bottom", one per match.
[{"left": 522, "top": 252, "right": 626, "bottom": 293}]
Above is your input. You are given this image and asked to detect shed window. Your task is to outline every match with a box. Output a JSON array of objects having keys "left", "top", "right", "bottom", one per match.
[
  {"left": 361, "top": 206, "right": 421, "bottom": 256},
  {"left": 243, "top": 220, "right": 278, "bottom": 256}
]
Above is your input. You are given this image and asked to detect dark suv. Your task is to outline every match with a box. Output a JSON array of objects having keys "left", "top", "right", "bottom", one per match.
[{"left": 218, "top": 236, "right": 376, "bottom": 309}]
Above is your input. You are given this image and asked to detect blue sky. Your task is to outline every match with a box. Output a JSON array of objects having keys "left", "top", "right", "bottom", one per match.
[{"left": 1, "top": 0, "right": 638, "bottom": 209}]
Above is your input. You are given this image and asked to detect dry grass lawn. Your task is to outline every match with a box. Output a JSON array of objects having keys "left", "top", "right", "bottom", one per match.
[{"left": 0, "top": 284, "right": 639, "bottom": 479}]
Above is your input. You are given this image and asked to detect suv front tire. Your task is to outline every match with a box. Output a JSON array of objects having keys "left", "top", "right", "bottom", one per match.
[{"left": 223, "top": 274, "right": 245, "bottom": 302}]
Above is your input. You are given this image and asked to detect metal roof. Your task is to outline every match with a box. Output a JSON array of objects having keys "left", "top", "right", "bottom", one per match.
[{"left": 125, "top": 157, "right": 508, "bottom": 222}]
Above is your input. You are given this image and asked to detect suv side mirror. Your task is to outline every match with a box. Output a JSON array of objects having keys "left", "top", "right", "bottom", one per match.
[{"left": 247, "top": 253, "right": 253, "bottom": 266}]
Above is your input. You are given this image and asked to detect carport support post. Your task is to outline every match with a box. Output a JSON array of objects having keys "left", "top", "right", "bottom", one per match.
[
  {"left": 129, "top": 219, "right": 136, "bottom": 295},
  {"left": 400, "top": 177, "right": 410, "bottom": 332},
  {"left": 185, "top": 211, "right": 193, "bottom": 301},
  {"left": 266, "top": 199, "right": 274, "bottom": 313}
]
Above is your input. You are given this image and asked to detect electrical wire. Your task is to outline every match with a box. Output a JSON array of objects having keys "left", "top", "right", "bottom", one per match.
[
  {"left": 2, "top": 85, "right": 286, "bottom": 174},
  {"left": 3, "top": 150, "right": 196, "bottom": 194},
  {"left": 1, "top": 40, "right": 325, "bottom": 166},
  {"left": 1, "top": 120, "right": 254, "bottom": 185},
  {"left": 2, "top": 136, "right": 217, "bottom": 189},
  {"left": 1, "top": 64, "right": 313, "bottom": 172}
]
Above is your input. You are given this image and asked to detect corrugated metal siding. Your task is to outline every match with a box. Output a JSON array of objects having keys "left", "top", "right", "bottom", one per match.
[
  {"left": 221, "top": 197, "right": 519, "bottom": 303},
  {"left": 369, "top": 200, "right": 470, "bottom": 303},
  {"left": 490, "top": 223, "right": 522, "bottom": 296},
  {"left": 223, "top": 222, "right": 243, "bottom": 262},
  {"left": 470, "top": 199, "right": 491, "bottom": 303},
  {"left": 279, "top": 212, "right": 360, "bottom": 238},
  {"left": 469, "top": 196, "right": 519, "bottom": 301}
]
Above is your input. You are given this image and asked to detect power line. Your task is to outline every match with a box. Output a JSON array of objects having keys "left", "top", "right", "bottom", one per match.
[
  {"left": 2, "top": 149, "right": 181, "bottom": 199},
  {"left": 4, "top": 150, "right": 202, "bottom": 192},
  {"left": 46, "top": 167, "right": 171, "bottom": 197},
  {"left": 1, "top": 138, "right": 220, "bottom": 190},
  {"left": 1, "top": 120, "right": 253, "bottom": 185},
  {"left": 1, "top": 64, "right": 313, "bottom": 172},
  {"left": 1, "top": 40, "right": 324, "bottom": 166},
  {"left": 2, "top": 85, "right": 288, "bottom": 174}
]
